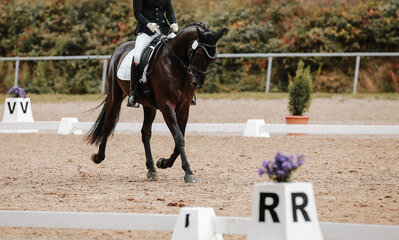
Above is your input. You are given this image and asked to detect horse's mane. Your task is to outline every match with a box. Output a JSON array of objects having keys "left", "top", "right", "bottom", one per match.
[{"left": 181, "top": 22, "right": 210, "bottom": 32}]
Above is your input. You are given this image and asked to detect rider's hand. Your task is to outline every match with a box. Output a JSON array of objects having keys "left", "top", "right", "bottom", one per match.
[
  {"left": 146, "top": 23, "right": 159, "bottom": 33},
  {"left": 170, "top": 23, "right": 178, "bottom": 33}
]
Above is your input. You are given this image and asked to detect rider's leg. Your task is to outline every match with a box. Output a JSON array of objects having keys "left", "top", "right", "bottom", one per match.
[
  {"left": 127, "top": 33, "right": 157, "bottom": 107},
  {"left": 127, "top": 61, "right": 140, "bottom": 107}
]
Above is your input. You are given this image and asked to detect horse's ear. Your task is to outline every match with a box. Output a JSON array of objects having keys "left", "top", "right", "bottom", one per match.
[
  {"left": 215, "top": 27, "right": 228, "bottom": 41},
  {"left": 196, "top": 27, "right": 206, "bottom": 42}
]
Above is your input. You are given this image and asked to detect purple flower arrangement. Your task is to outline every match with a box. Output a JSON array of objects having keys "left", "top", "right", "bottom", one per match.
[
  {"left": 8, "top": 86, "right": 26, "bottom": 98},
  {"left": 258, "top": 151, "right": 305, "bottom": 182}
]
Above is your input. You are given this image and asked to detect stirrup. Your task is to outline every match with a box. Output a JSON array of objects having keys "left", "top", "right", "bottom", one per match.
[
  {"left": 191, "top": 94, "right": 197, "bottom": 106},
  {"left": 127, "top": 93, "right": 139, "bottom": 108}
]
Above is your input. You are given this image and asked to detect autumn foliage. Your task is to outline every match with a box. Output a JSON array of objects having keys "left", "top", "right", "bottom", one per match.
[{"left": 0, "top": 0, "right": 398, "bottom": 94}]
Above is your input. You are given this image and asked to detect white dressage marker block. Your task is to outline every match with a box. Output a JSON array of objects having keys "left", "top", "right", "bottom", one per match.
[
  {"left": 243, "top": 119, "right": 270, "bottom": 138},
  {"left": 247, "top": 182, "right": 323, "bottom": 240},
  {"left": 2, "top": 97, "right": 34, "bottom": 122},
  {"left": 171, "top": 207, "right": 223, "bottom": 240},
  {"left": 58, "top": 118, "right": 83, "bottom": 135},
  {"left": 1, "top": 97, "right": 37, "bottom": 133}
]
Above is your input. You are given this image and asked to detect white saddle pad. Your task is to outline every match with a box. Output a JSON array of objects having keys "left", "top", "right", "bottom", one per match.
[
  {"left": 117, "top": 49, "right": 134, "bottom": 81},
  {"left": 117, "top": 48, "right": 150, "bottom": 83}
]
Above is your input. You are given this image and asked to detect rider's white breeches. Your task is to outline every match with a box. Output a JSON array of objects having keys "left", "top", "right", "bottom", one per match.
[{"left": 134, "top": 32, "right": 176, "bottom": 64}]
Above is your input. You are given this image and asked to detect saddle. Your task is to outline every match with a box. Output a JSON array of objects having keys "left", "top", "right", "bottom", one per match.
[
  {"left": 136, "top": 36, "right": 163, "bottom": 85},
  {"left": 140, "top": 39, "right": 159, "bottom": 73},
  {"left": 116, "top": 37, "right": 163, "bottom": 82}
]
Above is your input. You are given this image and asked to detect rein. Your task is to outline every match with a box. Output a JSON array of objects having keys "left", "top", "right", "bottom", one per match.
[{"left": 161, "top": 37, "right": 193, "bottom": 75}]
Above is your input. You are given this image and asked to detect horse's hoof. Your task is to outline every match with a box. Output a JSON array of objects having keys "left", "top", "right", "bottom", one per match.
[
  {"left": 184, "top": 174, "right": 197, "bottom": 183},
  {"left": 156, "top": 158, "right": 168, "bottom": 169},
  {"left": 147, "top": 171, "right": 158, "bottom": 181},
  {"left": 91, "top": 154, "right": 103, "bottom": 164}
]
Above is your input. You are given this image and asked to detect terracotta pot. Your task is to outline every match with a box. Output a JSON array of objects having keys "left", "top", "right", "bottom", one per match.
[{"left": 285, "top": 115, "right": 309, "bottom": 135}]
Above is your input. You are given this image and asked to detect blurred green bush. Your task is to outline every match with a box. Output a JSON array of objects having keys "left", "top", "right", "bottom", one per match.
[{"left": 0, "top": 0, "right": 398, "bottom": 94}]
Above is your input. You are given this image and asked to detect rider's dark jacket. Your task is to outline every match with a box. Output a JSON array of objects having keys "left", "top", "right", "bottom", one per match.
[{"left": 133, "top": 0, "right": 177, "bottom": 36}]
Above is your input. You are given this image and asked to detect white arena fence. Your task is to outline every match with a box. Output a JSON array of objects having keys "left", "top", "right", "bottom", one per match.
[
  {"left": 0, "top": 118, "right": 399, "bottom": 137},
  {"left": 0, "top": 209, "right": 398, "bottom": 240},
  {"left": 0, "top": 119, "right": 245, "bottom": 135},
  {"left": 242, "top": 119, "right": 399, "bottom": 137},
  {"left": 1, "top": 52, "right": 399, "bottom": 94},
  {"left": 1, "top": 118, "right": 399, "bottom": 136}
]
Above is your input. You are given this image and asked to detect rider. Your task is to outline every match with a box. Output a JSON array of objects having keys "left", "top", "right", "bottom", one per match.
[{"left": 127, "top": 0, "right": 179, "bottom": 107}]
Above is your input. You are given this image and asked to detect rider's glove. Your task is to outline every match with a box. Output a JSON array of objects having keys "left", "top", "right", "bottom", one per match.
[
  {"left": 146, "top": 23, "right": 159, "bottom": 33},
  {"left": 170, "top": 23, "right": 178, "bottom": 33}
]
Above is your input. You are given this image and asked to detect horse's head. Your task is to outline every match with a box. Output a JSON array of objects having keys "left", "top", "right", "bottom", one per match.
[{"left": 189, "top": 27, "right": 227, "bottom": 89}]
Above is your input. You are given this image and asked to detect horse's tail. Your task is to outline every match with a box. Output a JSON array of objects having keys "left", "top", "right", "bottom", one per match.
[
  {"left": 108, "top": 48, "right": 119, "bottom": 104},
  {"left": 84, "top": 92, "right": 120, "bottom": 146},
  {"left": 85, "top": 42, "right": 130, "bottom": 146}
]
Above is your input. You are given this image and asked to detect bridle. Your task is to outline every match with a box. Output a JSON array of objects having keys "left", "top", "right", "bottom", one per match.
[
  {"left": 188, "top": 40, "right": 217, "bottom": 77},
  {"left": 161, "top": 37, "right": 217, "bottom": 78}
]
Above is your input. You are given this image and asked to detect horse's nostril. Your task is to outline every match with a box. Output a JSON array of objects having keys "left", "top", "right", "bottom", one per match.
[{"left": 192, "top": 82, "right": 203, "bottom": 89}]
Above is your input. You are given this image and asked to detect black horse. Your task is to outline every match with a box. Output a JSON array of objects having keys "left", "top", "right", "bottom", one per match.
[{"left": 85, "top": 23, "right": 227, "bottom": 182}]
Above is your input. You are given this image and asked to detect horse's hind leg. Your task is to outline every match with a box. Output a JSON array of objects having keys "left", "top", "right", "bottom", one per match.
[
  {"left": 142, "top": 106, "right": 158, "bottom": 181},
  {"left": 89, "top": 93, "right": 124, "bottom": 164},
  {"left": 92, "top": 141, "right": 107, "bottom": 164}
]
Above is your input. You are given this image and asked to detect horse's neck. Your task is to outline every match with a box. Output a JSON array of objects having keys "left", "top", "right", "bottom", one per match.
[{"left": 169, "top": 31, "right": 196, "bottom": 60}]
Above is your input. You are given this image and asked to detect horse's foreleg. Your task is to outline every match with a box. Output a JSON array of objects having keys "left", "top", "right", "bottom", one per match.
[
  {"left": 156, "top": 146, "right": 179, "bottom": 169},
  {"left": 158, "top": 105, "right": 196, "bottom": 183},
  {"left": 176, "top": 107, "right": 195, "bottom": 182},
  {"left": 142, "top": 106, "right": 158, "bottom": 181},
  {"left": 157, "top": 107, "right": 189, "bottom": 169}
]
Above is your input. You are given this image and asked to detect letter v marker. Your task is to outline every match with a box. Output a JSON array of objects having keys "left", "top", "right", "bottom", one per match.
[
  {"left": 7, "top": 102, "right": 16, "bottom": 114},
  {"left": 20, "top": 101, "right": 28, "bottom": 114}
]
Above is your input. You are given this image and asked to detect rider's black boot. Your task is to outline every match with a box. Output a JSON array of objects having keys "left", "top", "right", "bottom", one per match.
[{"left": 127, "top": 62, "right": 140, "bottom": 108}]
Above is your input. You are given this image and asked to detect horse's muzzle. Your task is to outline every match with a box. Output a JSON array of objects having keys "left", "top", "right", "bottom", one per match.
[{"left": 192, "top": 81, "right": 203, "bottom": 89}]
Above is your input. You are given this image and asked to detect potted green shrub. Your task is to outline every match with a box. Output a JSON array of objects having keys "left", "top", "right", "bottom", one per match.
[{"left": 286, "top": 61, "right": 312, "bottom": 130}]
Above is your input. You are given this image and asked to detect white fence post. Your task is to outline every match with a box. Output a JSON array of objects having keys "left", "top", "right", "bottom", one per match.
[
  {"left": 171, "top": 207, "right": 223, "bottom": 240},
  {"left": 57, "top": 117, "right": 83, "bottom": 135},
  {"left": 14, "top": 59, "right": 20, "bottom": 87},
  {"left": 101, "top": 59, "right": 108, "bottom": 94},
  {"left": 353, "top": 55, "right": 361, "bottom": 94},
  {"left": 265, "top": 56, "right": 273, "bottom": 93},
  {"left": 243, "top": 119, "right": 270, "bottom": 138}
]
